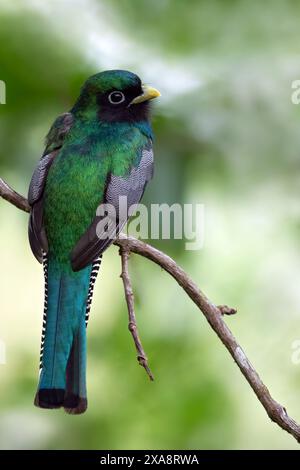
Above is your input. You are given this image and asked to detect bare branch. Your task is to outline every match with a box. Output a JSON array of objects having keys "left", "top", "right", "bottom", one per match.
[
  {"left": 119, "top": 247, "right": 154, "bottom": 381},
  {"left": 1, "top": 177, "right": 300, "bottom": 444},
  {"left": 0, "top": 178, "right": 30, "bottom": 213},
  {"left": 114, "top": 234, "right": 300, "bottom": 443}
]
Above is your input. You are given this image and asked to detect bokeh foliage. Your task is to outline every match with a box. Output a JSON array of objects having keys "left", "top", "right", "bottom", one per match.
[{"left": 1, "top": 0, "right": 300, "bottom": 449}]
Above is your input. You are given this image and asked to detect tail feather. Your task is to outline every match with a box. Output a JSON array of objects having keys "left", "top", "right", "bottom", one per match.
[
  {"left": 39, "top": 252, "right": 48, "bottom": 369},
  {"left": 64, "top": 255, "right": 102, "bottom": 414},
  {"left": 85, "top": 255, "right": 102, "bottom": 327},
  {"left": 64, "top": 327, "right": 87, "bottom": 414},
  {"left": 34, "top": 254, "right": 100, "bottom": 414}
]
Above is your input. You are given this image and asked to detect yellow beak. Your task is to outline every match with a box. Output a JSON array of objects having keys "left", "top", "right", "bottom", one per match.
[{"left": 130, "top": 85, "right": 161, "bottom": 105}]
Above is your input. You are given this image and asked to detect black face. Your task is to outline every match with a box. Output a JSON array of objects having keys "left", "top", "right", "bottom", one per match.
[{"left": 96, "top": 84, "right": 151, "bottom": 123}]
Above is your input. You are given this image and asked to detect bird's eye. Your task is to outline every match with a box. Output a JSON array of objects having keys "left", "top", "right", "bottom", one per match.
[{"left": 108, "top": 91, "right": 125, "bottom": 105}]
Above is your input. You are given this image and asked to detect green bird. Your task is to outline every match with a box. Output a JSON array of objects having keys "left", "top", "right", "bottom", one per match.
[{"left": 28, "top": 70, "right": 160, "bottom": 414}]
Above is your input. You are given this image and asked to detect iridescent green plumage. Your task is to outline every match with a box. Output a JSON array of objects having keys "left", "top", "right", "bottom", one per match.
[
  {"left": 44, "top": 121, "right": 150, "bottom": 270},
  {"left": 44, "top": 71, "right": 153, "bottom": 269},
  {"left": 28, "top": 70, "right": 159, "bottom": 413}
]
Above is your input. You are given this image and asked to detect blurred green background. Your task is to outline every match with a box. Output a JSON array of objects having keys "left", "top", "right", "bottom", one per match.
[{"left": 1, "top": 0, "right": 300, "bottom": 450}]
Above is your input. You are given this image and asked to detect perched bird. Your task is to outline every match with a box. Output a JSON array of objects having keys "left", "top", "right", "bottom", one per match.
[{"left": 28, "top": 70, "right": 160, "bottom": 414}]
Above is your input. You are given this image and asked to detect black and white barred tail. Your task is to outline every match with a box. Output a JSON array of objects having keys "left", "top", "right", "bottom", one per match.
[
  {"left": 39, "top": 252, "right": 48, "bottom": 370},
  {"left": 38, "top": 253, "right": 102, "bottom": 371},
  {"left": 85, "top": 255, "right": 102, "bottom": 327}
]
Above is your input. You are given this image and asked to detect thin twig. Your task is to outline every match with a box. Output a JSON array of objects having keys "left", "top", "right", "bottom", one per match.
[
  {"left": 119, "top": 247, "right": 154, "bottom": 381},
  {"left": 1, "top": 177, "right": 300, "bottom": 444}
]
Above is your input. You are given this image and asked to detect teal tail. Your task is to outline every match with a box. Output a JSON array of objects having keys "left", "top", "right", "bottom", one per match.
[{"left": 34, "top": 254, "right": 101, "bottom": 414}]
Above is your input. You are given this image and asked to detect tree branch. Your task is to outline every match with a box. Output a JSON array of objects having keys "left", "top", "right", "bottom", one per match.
[
  {"left": 0, "top": 178, "right": 30, "bottom": 213},
  {"left": 119, "top": 247, "right": 154, "bottom": 381},
  {"left": 1, "top": 178, "right": 300, "bottom": 444}
]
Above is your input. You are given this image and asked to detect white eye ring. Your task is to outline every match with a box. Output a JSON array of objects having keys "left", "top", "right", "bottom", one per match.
[{"left": 108, "top": 90, "right": 125, "bottom": 104}]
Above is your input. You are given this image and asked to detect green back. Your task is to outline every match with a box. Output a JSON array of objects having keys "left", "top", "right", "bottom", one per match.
[{"left": 44, "top": 118, "right": 149, "bottom": 270}]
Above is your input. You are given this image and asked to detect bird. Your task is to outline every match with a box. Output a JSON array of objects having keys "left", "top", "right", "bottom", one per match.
[{"left": 27, "top": 70, "right": 160, "bottom": 414}]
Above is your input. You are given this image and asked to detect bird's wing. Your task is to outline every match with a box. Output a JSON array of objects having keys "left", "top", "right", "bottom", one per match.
[
  {"left": 71, "top": 144, "right": 154, "bottom": 271},
  {"left": 28, "top": 112, "right": 74, "bottom": 262},
  {"left": 43, "top": 112, "right": 74, "bottom": 156}
]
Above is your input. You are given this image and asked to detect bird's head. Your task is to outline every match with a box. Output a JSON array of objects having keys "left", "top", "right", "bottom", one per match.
[{"left": 72, "top": 70, "right": 160, "bottom": 123}]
